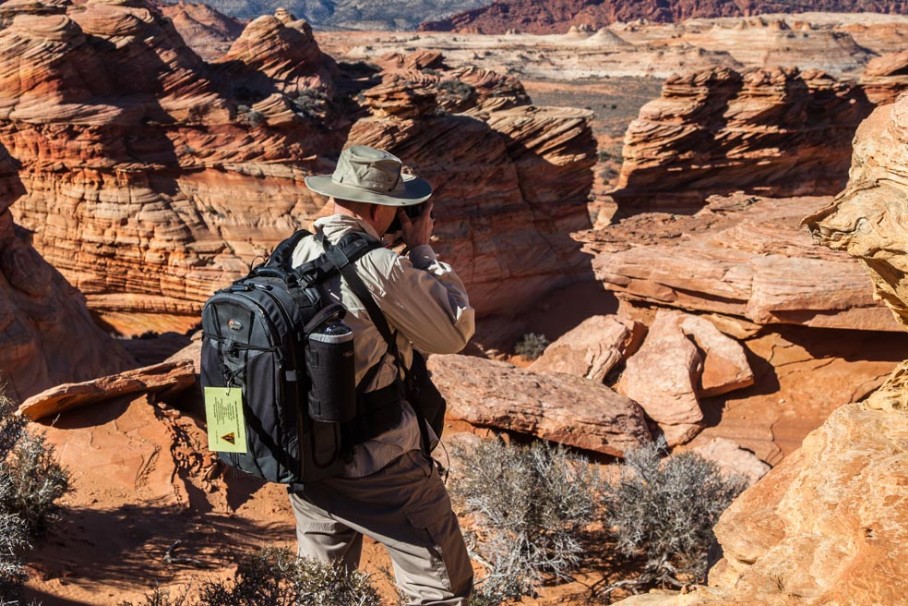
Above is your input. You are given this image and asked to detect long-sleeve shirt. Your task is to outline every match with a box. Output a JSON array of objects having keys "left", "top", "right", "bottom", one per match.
[{"left": 291, "top": 213, "right": 475, "bottom": 477}]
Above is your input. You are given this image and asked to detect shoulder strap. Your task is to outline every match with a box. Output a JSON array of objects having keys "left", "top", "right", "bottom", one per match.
[
  {"left": 265, "top": 229, "right": 312, "bottom": 270},
  {"left": 319, "top": 232, "right": 431, "bottom": 455}
]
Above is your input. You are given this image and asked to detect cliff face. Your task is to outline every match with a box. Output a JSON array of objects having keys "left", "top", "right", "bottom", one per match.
[
  {"left": 2, "top": 0, "right": 596, "bottom": 331},
  {"left": 422, "top": 0, "right": 908, "bottom": 34},
  {"left": 612, "top": 67, "right": 873, "bottom": 209},
  {"left": 0, "top": 147, "right": 133, "bottom": 401}
]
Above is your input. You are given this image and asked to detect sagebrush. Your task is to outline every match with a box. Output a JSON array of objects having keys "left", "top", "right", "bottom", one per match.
[
  {"left": 121, "top": 548, "right": 381, "bottom": 606},
  {"left": 599, "top": 440, "right": 746, "bottom": 599},
  {"left": 0, "top": 389, "right": 72, "bottom": 600},
  {"left": 451, "top": 439, "right": 598, "bottom": 605}
]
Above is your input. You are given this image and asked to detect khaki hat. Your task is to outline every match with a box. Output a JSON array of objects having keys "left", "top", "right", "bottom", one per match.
[{"left": 305, "top": 145, "right": 432, "bottom": 206}]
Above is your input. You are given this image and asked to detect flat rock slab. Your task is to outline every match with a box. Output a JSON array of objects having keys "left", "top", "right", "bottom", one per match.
[
  {"left": 620, "top": 310, "right": 704, "bottom": 427},
  {"left": 529, "top": 314, "right": 644, "bottom": 382},
  {"left": 18, "top": 360, "right": 196, "bottom": 421},
  {"left": 580, "top": 194, "right": 902, "bottom": 332},
  {"left": 428, "top": 354, "right": 651, "bottom": 457}
]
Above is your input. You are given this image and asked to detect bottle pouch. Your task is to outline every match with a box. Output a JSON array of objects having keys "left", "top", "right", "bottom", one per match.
[{"left": 306, "top": 321, "right": 356, "bottom": 423}]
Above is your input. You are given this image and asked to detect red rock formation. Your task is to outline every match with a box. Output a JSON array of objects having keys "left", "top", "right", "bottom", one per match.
[
  {"left": 1, "top": 0, "right": 596, "bottom": 332},
  {"left": 0, "top": 144, "right": 133, "bottom": 401},
  {"left": 160, "top": 1, "right": 243, "bottom": 61},
  {"left": 861, "top": 48, "right": 908, "bottom": 105},
  {"left": 422, "top": 0, "right": 908, "bottom": 35},
  {"left": 580, "top": 194, "right": 902, "bottom": 332},
  {"left": 612, "top": 67, "right": 873, "bottom": 209},
  {"left": 615, "top": 60, "right": 908, "bottom": 606}
]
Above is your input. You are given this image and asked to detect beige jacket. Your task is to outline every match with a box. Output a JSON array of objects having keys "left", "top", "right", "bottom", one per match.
[{"left": 292, "top": 214, "right": 475, "bottom": 477}]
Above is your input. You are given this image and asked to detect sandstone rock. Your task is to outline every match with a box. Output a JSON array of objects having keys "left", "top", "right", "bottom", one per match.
[
  {"left": 348, "top": 103, "right": 596, "bottom": 316},
  {"left": 613, "top": 67, "right": 873, "bottom": 208},
  {"left": 679, "top": 313, "right": 754, "bottom": 397},
  {"left": 581, "top": 194, "right": 902, "bottom": 332},
  {"left": 861, "top": 48, "right": 908, "bottom": 105},
  {"left": 18, "top": 360, "right": 196, "bottom": 421},
  {"left": 0, "top": 0, "right": 596, "bottom": 330},
  {"left": 804, "top": 100, "right": 908, "bottom": 331},
  {"left": 659, "top": 422, "right": 704, "bottom": 449},
  {"left": 0, "top": 144, "right": 134, "bottom": 400},
  {"left": 160, "top": 1, "right": 243, "bottom": 61},
  {"left": 529, "top": 315, "right": 643, "bottom": 382},
  {"left": 690, "top": 437, "right": 770, "bottom": 485},
  {"left": 620, "top": 310, "right": 703, "bottom": 427},
  {"left": 428, "top": 354, "right": 652, "bottom": 457}
]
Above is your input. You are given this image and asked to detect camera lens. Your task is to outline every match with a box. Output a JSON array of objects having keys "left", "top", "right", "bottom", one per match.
[{"left": 405, "top": 203, "right": 425, "bottom": 218}]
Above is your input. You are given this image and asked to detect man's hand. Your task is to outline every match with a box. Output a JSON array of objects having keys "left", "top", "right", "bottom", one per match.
[{"left": 398, "top": 200, "right": 434, "bottom": 249}]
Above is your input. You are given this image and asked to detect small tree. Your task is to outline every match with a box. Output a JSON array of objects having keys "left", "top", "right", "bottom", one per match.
[
  {"left": 451, "top": 439, "right": 598, "bottom": 605},
  {"left": 599, "top": 441, "right": 746, "bottom": 600}
]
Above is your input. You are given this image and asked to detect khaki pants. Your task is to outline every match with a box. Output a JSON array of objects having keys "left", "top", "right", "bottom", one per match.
[{"left": 288, "top": 450, "right": 473, "bottom": 606}]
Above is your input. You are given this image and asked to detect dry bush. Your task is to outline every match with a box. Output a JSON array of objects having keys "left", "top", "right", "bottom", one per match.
[
  {"left": 450, "top": 439, "right": 598, "bottom": 605},
  {"left": 513, "top": 333, "right": 549, "bottom": 360},
  {"left": 122, "top": 548, "right": 381, "bottom": 606},
  {"left": 598, "top": 440, "right": 746, "bottom": 600},
  {"left": 0, "top": 389, "right": 72, "bottom": 600}
]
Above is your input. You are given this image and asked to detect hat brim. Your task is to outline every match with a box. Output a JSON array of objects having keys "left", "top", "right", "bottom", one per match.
[{"left": 305, "top": 173, "right": 432, "bottom": 206}]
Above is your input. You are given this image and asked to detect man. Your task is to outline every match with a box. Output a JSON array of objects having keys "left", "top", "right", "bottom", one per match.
[{"left": 289, "top": 144, "right": 475, "bottom": 605}]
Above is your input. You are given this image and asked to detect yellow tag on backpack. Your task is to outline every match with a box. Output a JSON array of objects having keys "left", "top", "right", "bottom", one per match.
[{"left": 204, "top": 387, "right": 248, "bottom": 453}]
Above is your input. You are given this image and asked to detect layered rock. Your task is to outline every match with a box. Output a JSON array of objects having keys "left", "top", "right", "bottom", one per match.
[
  {"left": 612, "top": 67, "right": 873, "bottom": 208},
  {"left": 804, "top": 99, "right": 908, "bottom": 330},
  {"left": 616, "top": 57, "right": 908, "bottom": 606},
  {"left": 160, "top": 1, "right": 243, "bottom": 61},
  {"left": 581, "top": 194, "right": 902, "bottom": 332},
  {"left": 861, "top": 49, "right": 908, "bottom": 105},
  {"left": 0, "top": 143, "right": 134, "bottom": 401},
  {"left": 422, "top": 0, "right": 908, "bottom": 34},
  {"left": 428, "top": 354, "right": 652, "bottom": 457},
  {"left": 1, "top": 0, "right": 596, "bottom": 332}
]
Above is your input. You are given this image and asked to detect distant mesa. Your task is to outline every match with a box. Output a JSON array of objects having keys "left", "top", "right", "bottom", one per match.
[{"left": 422, "top": 0, "right": 908, "bottom": 34}]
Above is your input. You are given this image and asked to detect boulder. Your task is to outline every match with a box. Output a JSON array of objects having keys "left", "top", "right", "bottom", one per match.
[
  {"left": 529, "top": 315, "right": 644, "bottom": 382},
  {"left": 619, "top": 310, "right": 703, "bottom": 427},
  {"left": 679, "top": 313, "right": 754, "bottom": 397},
  {"left": 428, "top": 354, "right": 652, "bottom": 457}
]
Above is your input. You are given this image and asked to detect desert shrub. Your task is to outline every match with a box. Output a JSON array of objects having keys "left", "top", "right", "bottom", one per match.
[
  {"left": 0, "top": 389, "right": 72, "bottom": 600},
  {"left": 451, "top": 439, "right": 598, "bottom": 605},
  {"left": 598, "top": 440, "right": 746, "bottom": 599},
  {"left": 291, "top": 88, "right": 329, "bottom": 120},
  {"left": 514, "top": 333, "right": 549, "bottom": 360},
  {"left": 122, "top": 548, "right": 381, "bottom": 606}
]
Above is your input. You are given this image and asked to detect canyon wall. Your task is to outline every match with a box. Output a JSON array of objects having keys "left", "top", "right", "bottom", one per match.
[
  {"left": 1, "top": 0, "right": 596, "bottom": 333},
  {"left": 422, "top": 0, "right": 908, "bottom": 34},
  {"left": 611, "top": 66, "right": 873, "bottom": 209}
]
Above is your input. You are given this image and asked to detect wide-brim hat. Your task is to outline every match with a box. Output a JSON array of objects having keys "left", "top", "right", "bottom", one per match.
[{"left": 305, "top": 145, "right": 432, "bottom": 206}]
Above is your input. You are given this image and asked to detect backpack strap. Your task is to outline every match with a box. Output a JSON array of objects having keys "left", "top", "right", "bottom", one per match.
[{"left": 319, "top": 232, "right": 432, "bottom": 457}]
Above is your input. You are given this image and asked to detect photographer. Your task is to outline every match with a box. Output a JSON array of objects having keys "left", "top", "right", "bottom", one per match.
[{"left": 289, "top": 145, "right": 475, "bottom": 605}]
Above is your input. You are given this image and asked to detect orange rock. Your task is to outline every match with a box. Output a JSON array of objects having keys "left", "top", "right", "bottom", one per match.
[{"left": 428, "top": 353, "right": 652, "bottom": 457}]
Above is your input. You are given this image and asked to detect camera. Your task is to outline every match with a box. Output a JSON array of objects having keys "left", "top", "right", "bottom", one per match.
[{"left": 388, "top": 202, "right": 426, "bottom": 233}]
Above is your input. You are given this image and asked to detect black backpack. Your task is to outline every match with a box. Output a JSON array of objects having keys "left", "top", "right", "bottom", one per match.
[{"left": 200, "top": 229, "right": 384, "bottom": 485}]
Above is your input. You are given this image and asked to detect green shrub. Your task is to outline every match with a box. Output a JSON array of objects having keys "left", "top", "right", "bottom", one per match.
[
  {"left": 451, "top": 439, "right": 598, "bottom": 605},
  {"left": 599, "top": 440, "right": 746, "bottom": 599},
  {"left": 122, "top": 548, "right": 381, "bottom": 606},
  {"left": 514, "top": 333, "right": 549, "bottom": 360}
]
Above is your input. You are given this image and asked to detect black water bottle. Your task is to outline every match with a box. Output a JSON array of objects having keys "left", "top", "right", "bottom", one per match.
[{"left": 306, "top": 321, "right": 356, "bottom": 423}]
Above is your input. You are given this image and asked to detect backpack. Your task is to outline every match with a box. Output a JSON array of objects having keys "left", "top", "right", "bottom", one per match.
[{"left": 199, "top": 229, "right": 386, "bottom": 485}]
